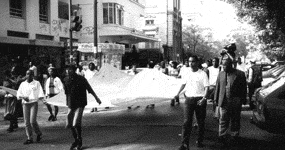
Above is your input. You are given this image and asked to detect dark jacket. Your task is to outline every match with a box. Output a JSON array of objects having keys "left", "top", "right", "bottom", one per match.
[
  {"left": 214, "top": 69, "right": 247, "bottom": 107},
  {"left": 63, "top": 74, "right": 94, "bottom": 109}
]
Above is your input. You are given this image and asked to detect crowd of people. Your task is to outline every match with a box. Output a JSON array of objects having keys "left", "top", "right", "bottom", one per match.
[
  {"left": 1, "top": 45, "right": 264, "bottom": 149},
  {"left": 2, "top": 59, "right": 101, "bottom": 150}
]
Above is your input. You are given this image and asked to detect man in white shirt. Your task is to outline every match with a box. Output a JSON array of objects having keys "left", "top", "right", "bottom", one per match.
[
  {"left": 236, "top": 57, "right": 246, "bottom": 72},
  {"left": 208, "top": 57, "right": 221, "bottom": 120},
  {"left": 84, "top": 62, "right": 98, "bottom": 81},
  {"left": 175, "top": 55, "right": 210, "bottom": 149},
  {"left": 85, "top": 62, "right": 98, "bottom": 112}
]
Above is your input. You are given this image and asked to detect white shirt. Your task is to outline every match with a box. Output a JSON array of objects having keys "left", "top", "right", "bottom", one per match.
[
  {"left": 236, "top": 63, "right": 246, "bottom": 72},
  {"left": 17, "top": 80, "right": 45, "bottom": 104},
  {"left": 178, "top": 66, "right": 190, "bottom": 79},
  {"left": 45, "top": 77, "right": 64, "bottom": 96},
  {"left": 182, "top": 69, "right": 209, "bottom": 97},
  {"left": 208, "top": 66, "right": 220, "bottom": 86},
  {"left": 84, "top": 69, "right": 98, "bottom": 80}
]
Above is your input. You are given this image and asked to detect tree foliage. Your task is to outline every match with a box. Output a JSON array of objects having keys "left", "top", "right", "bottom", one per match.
[
  {"left": 182, "top": 25, "right": 220, "bottom": 61},
  {"left": 224, "top": 0, "right": 285, "bottom": 60}
]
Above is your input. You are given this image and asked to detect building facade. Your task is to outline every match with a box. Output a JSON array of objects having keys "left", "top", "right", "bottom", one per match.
[
  {"left": 73, "top": 0, "right": 159, "bottom": 68},
  {"left": 0, "top": 0, "right": 82, "bottom": 81},
  {"left": 142, "top": 0, "right": 183, "bottom": 62}
]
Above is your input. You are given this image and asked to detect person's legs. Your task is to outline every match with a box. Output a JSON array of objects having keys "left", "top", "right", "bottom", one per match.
[
  {"left": 195, "top": 102, "right": 207, "bottom": 144},
  {"left": 181, "top": 98, "right": 195, "bottom": 148},
  {"left": 23, "top": 103, "right": 33, "bottom": 142},
  {"left": 30, "top": 102, "right": 42, "bottom": 142},
  {"left": 230, "top": 99, "right": 242, "bottom": 137},
  {"left": 219, "top": 107, "right": 230, "bottom": 138},
  {"left": 53, "top": 106, "right": 59, "bottom": 121},
  {"left": 73, "top": 107, "right": 84, "bottom": 150},
  {"left": 66, "top": 108, "right": 77, "bottom": 149},
  {"left": 45, "top": 103, "right": 54, "bottom": 121}
]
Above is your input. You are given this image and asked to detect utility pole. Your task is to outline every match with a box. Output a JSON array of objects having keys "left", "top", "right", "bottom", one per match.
[
  {"left": 94, "top": 0, "right": 100, "bottom": 67},
  {"left": 69, "top": 0, "right": 73, "bottom": 64}
]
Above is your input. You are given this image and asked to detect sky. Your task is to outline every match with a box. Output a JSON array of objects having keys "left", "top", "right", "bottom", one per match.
[{"left": 181, "top": 0, "right": 255, "bottom": 40}]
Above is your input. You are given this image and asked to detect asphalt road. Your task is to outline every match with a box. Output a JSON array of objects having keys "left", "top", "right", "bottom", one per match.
[{"left": 0, "top": 99, "right": 285, "bottom": 150}]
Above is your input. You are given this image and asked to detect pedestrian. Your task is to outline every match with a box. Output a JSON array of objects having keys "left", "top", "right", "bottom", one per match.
[
  {"left": 159, "top": 61, "right": 169, "bottom": 75},
  {"left": 44, "top": 67, "right": 64, "bottom": 121},
  {"left": 208, "top": 57, "right": 220, "bottom": 119},
  {"left": 63, "top": 65, "right": 101, "bottom": 150},
  {"left": 175, "top": 55, "right": 210, "bottom": 150},
  {"left": 76, "top": 62, "right": 85, "bottom": 76},
  {"left": 29, "top": 61, "right": 38, "bottom": 78},
  {"left": 85, "top": 62, "right": 99, "bottom": 112},
  {"left": 214, "top": 57, "right": 247, "bottom": 147},
  {"left": 3, "top": 70, "right": 18, "bottom": 132},
  {"left": 236, "top": 57, "right": 246, "bottom": 72},
  {"left": 17, "top": 69, "right": 44, "bottom": 145},
  {"left": 246, "top": 60, "right": 262, "bottom": 109}
]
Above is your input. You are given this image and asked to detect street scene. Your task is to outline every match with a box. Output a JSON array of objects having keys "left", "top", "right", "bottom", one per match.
[{"left": 1, "top": 0, "right": 285, "bottom": 150}]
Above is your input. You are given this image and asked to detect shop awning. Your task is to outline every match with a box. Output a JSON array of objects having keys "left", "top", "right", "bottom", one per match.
[{"left": 100, "top": 25, "right": 159, "bottom": 43}]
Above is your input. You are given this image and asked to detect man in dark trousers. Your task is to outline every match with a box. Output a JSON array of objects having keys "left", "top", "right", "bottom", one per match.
[
  {"left": 175, "top": 55, "right": 210, "bottom": 150},
  {"left": 214, "top": 57, "right": 247, "bottom": 147},
  {"left": 63, "top": 65, "right": 101, "bottom": 150}
]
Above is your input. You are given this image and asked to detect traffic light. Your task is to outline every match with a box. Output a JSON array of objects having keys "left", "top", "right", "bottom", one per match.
[{"left": 71, "top": 15, "right": 82, "bottom": 31}]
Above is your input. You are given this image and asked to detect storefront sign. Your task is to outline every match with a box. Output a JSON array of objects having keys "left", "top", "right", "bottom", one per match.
[
  {"left": 77, "top": 43, "right": 125, "bottom": 54},
  {"left": 97, "top": 43, "right": 125, "bottom": 54},
  {"left": 77, "top": 43, "right": 95, "bottom": 53}
]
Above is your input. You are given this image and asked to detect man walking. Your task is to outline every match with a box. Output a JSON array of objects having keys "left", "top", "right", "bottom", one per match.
[
  {"left": 175, "top": 55, "right": 209, "bottom": 150},
  {"left": 214, "top": 57, "right": 247, "bottom": 147},
  {"left": 63, "top": 65, "right": 101, "bottom": 150}
]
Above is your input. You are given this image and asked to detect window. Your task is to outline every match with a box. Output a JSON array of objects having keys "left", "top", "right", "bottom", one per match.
[
  {"left": 58, "top": 0, "right": 69, "bottom": 20},
  {"left": 10, "top": 0, "right": 24, "bottom": 18},
  {"left": 103, "top": 3, "right": 124, "bottom": 25},
  {"left": 39, "top": 0, "right": 49, "bottom": 23},
  {"left": 145, "top": 20, "right": 154, "bottom": 25}
]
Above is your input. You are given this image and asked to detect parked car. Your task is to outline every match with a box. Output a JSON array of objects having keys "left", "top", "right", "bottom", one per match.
[
  {"left": 262, "top": 65, "right": 285, "bottom": 86},
  {"left": 251, "top": 75, "right": 285, "bottom": 134}
]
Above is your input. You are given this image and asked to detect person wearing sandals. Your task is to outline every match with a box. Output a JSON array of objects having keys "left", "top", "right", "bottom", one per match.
[
  {"left": 44, "top": 67, "right": 64, "bottom": 121},
  {"left": 17, "top": 69, "right": 44, "bottom": 145}
]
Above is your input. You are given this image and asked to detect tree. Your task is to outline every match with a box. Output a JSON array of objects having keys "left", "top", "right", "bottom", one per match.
[
  {"left": 182, "top": 25, "right": 220, "bottom": 61},
  {"left": 224, "top": 0, "right": 285, "bottom": 60}
]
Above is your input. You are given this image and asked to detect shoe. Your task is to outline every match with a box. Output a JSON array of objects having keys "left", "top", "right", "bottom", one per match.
[
  {"left": 13, "top": 123, "right": 18, "bottom": 129},
  {"left": 48, "top": 115, "right": 54, "bottom": 121},
  {"left": 76, "top": 138, "right": 82, "bottom": 150},
  {"left": 178, "top": 144, "right": 189, "bottom": 150},
  {"left": 23, "top": 139, "right": 33, "bottom": 145},
  {"left": 175, "top": 97, "right": 180, "bottom": 104},
  {"left": 90, "top": 108, "right": 95, "bottom": 112},
  {"left": 37, "top": 134, "right": 42, "bottom": 142},
  {"left": 70, "top": 141, "right": 78, "bottom": 150},
  {"left": 127, "top": 106, "right": 132, "bottom": 109},
  {"left": 52, "top": 117, "right": 57, "bottom": 121},
  {"left": 150, "top": 104, "right": 155, "bottom": 108},
  {"left": 196, "top": 141, "right": 204, "bottom": 148},
  {"left": 7, "top": 127, "right": 14, "bottom": 133},
  {"left": 170, "top": 99, "right": 175, "bottom": 106}
]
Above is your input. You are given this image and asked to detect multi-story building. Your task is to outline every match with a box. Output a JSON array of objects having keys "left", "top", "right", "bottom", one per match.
[
  {"left": 73, "top": 0, "right": 159, "bottom": 68},
  {"left": 0, "top": 0, "right": 83, "bottom": 82},
  {"left": 142, "top": 0, "right": 183, "bottom": 62}
]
